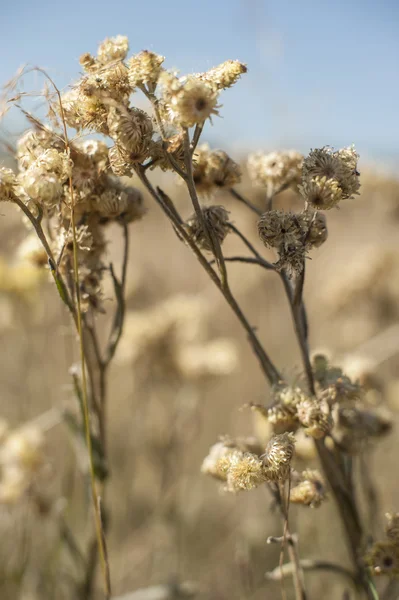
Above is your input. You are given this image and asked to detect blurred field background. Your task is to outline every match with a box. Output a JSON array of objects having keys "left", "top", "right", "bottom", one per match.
[{"left": 1, "top": 1, "right": 399, "bottom": 599}]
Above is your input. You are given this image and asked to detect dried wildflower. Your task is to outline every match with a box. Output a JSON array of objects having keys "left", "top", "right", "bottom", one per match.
[
  {"left": 337, "top": 405, "right": 392, "bottom": 450},
  {"left": 258, "top": 210, "right": 302, "bottom": 249},
  {"left": 186, "top": 205, "right": 230, "bottom": 252},
  {"left": 16, "top": 128, "right": 64, "bottom": 171},
  {"left": 365, "top": 541, "right": 399, "bottom": 576},
  {"left": 198, "top": 60, "right": 247, "bottom": 90},
  {"left": 296, "top": 398, "right": 332, "bottom": 439},
  {"left": 247, "top": 150, "right": 303, "bottom": 196},
  {"left": 128, "top": 50, "right": 165, "bottom": 90},
  {"left": 108, "top": 144, "right": 132, "bottom": 176},
  {"left": 226, "top": 451, "right": 267, "bottom": 492},
  {"left": 148, "top": 133, "right": 186, "bottom": 172},
  {"left": 0, "top": 167, "right": 17, "bottom": 201},
  {"left": 20, "top": 170, "right": 63, "bottom": 206},
  {"left": 161, "top": 73, "right": 220, "bottom": 128},
  {"left": 34, "top": 149, "right": 72, "bottom": 181},
  {"left": 301, "top": 212, "right": 328, "bottom": 248},
  {"left": 73, "top": 139, "right": 109, "bottom": 170},
  {"left": 267, "top": 404, "right": 298, "bottom": 434},
  {"left": 201, "top": 441, "right": 235, "bottom": 481},
  {"left": 312, "top": 354, "right": 363, "bottom": 405},
  {"left": 97, "top": 35, "right": 129, "bottom": 64},
  {"left": 300, "top": 176, "right": 343, "bottom": 210},
  {"left": 386, "top": 513, "right": 399, "bottom": 542},
  {"left": 107, "top": 106, "right": 153, "bottom": 162},
  {"left": 79, "top": 52, "right": 97, "bottom": 72},
  {"left": 290, "top": 470, "right": 327, "bottom": 508},
  {"left": 94, "top": 185, "right": 144, "bottom": 223},
  {"left": 193, "top": 146, "right": 241, "bottom": 194},
  {"left": 258, "top": 210, "right": 307, "bottom": 275},
  {"left": 300, "top": 146, "right": 360, "bottom": 207},
  {"left": 262, "top": 433, "right": 296, "bottom": 482}
]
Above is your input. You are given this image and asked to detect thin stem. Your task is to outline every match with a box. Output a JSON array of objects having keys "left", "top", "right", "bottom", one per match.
[
  {"left": 209, "top": 256, "right": 274, "bottom": 270},
  {"left": 269, "top": 483, "right": 307, "bottom": 600},
  {"left": 190, "top": 123, "right": 204, "bottom": 154},
  {"left": 229, "top": 188, "right": 263, "bottom": 216},
  {"left": 45, "top": 70, "right": 111, "bottom": 599},
  {"left": 266, "top": 560, "right": 358, "bottom": 588},
  {"left": 279, "top": 269, "right": 315, "bottom": 396},
  {"left": 227, "top": 222, "right": 275, "bottom": 269},
  {"left": 136, "top": 166, "right": 281, "bottom": 385}
]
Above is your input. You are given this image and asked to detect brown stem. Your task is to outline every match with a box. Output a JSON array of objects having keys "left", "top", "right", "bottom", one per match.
[
  {"left": 229, "top": 188, "right": 263, "bottom": 216},
  {"left": 135, "top": 167, "right": 281, "bottom": 386}
]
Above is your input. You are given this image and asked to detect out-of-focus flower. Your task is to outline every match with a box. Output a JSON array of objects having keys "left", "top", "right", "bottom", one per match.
[
  {"left": 247, "top": 150, "right": 303, "bottom": 197},
  {"left": 193, "top": 144, "right": 241, "bottom": 195},
  {"left": 185, "top": 205, "right": 230, "bottom": 252},
  {"left": 290, "top": 469, "right": 327, "bottom": 508}
]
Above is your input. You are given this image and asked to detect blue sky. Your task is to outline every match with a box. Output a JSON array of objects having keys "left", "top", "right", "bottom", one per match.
[{"left": 1, "top": 0, "right": 398, "bottom": 167}]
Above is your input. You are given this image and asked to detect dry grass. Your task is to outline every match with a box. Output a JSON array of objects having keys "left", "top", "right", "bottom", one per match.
[{"left": 1, "top": 168, "right": 399, "bottom": 600}]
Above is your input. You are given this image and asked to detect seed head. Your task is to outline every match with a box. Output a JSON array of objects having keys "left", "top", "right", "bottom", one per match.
[
  {"left": 107, "top": 106, "right": 153, "bottom": 162},
  {"left": 108, "top": 144, "right": 133, "bottom": 177},
  {"left": 300, "top": 146, "right": 360, "bottom": 208},
  {"left": 290, "top": 470, "right": 327, "bottom": 508},
  {"left": 247, "top": 150, "right": 303, "bottom": 196},
  {"left": 262, "top": 432, "right": 296, "bottom": 482},
  {"left": 365, "top": 541, "right": 399, "bottom": 576},
  {"left": 198, "top": 60, "right": 247, "bottom": 90},
  {"left": 296, "top": 398, "right": 332, "bottom": 439},
  {"left": 192, "top": 144, "right": 241, "bottom": 195},
  {"left": 128, "top": 50, "right": 165, "bottom": 90},
  {"left": 97, "top": 35, "right": 129, "bottom": 64},
  {"left": 201, "top": 441, "right": 235, "bottom": 481},
  {"left": 94, "top": 185, "right": 145, "bottom": 223},
  {"left": 300, "top": 176, "right": 343, "bottom": 210},
  {"left": 79, "top": 52, "right": 98, "bottom": 72},
  {"left": 186, "top": 205, "right": 230, "bottom": 252},
  {"left": 0, "top": 167, "right": 18, "bottom": 201},
  {"left": 161, "top": 73, "right": 220, "bottom": 128},
  {"left": 301, "top": 212, "right": 328, "bottom": 248},
  {"left": 267, "top": 404, "right": 298, "bottom": 434},
  {"left": 226, "top": 451, "right": 267, "bottom": 492}
]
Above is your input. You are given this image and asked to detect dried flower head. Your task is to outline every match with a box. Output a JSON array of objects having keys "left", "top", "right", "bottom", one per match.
[
  {"left": 258, "top": 210, "right": 307, "bottom": 275},
  {"left": 201, "top": 441, "right": 235, "bottom": 481},
  {"left": 247, "top": 150, "right": 303, "bottom": 196},
  {"left": 290, "top": 470, "right": 327, "bottom": 508},
  {"left": 262, "top": 432, "right": 296, "bottom": 482},
  {"left": 186, "top": 205, "right": 230, "bottom": 252},
  {"left": 365, "top": 541, "right": 399, "bottom": 576},
  {"left": 198, "top": 60, "right": 247, "bottom": 90},
  {"left": 226, "top": 451, "right": 267, "bottom": 492},
  {"left": 161, "top": 73, "right": 220, "bottom": 128},
  {"left": 301, "top": 212, "right": 328, "bottom": 247},
  {"left": 193, "top": 145, "right": 241, "bottom": 195},
  {"left": 128, "top": 50, "right": 165, "bottom": 91},
  {"left": 97, "top": 35, "right": 129, "bottom": 64},
  {"left": 93, "top": 185, "right": 144, "bottom": 224},
  {"left": 300, "top": 146, "right": 360, "bottom": 209},
  {"left": 16, "top": 128, "right": 64, "bottom": 171},
  {"left": 300, "top": 175, "right": 343, "bottom": 210},
  {"left": 267, "top": 404, "right": 298, "bottom": 434},
  {"left": 0, "top": 167, "right": 18, "bottom": 201},
  {"left": 107, "top": 106, "right": 153, "bottom": 160},
  {"left": 296, "top": 398, "right": 332, "bottom": 439}
]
